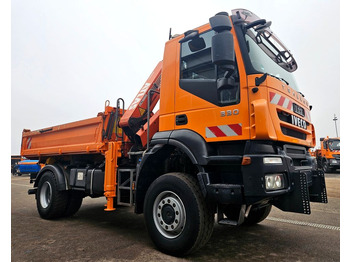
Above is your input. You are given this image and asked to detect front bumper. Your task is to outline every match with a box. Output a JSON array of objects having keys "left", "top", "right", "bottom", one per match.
[
  {"left": 242, "top": 154, "right": 327, "bottom": 214},
  {"left": 329, "top": 158, "right": 340, "bottom": 168},
  {"left": 202, "top": 153, "right": 327, "bottom": 215}
]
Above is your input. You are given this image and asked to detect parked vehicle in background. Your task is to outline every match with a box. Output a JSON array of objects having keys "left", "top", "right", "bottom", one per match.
[
  {"left": 315, "top": 137, "right": 340, "bottom": 173},
  {"left": 13, "top": 160, "right": 43, "bottom": 181},
  {"left": 11, "top": 155, "right": 21, "bottom": 175}
]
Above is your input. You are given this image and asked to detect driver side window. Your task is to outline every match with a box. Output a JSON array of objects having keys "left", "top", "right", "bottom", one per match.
[
  {"left": 179, "top": 30, "right": 240, "bottom": 106},
  {"left": 180, "top": 30, "right": 215, "bottom": 80}
]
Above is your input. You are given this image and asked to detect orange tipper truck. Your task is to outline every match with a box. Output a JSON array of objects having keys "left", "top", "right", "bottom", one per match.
[
  {"left": 316, "top": 137, "right": 340, "bottom": 172},
  {"left": 21, "top": 9, "right": 327, "bottom": 256}
]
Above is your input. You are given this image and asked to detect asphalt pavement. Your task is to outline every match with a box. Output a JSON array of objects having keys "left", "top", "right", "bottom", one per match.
[{"left": 11, "top": 172, "right": 340, "bottom": 261}]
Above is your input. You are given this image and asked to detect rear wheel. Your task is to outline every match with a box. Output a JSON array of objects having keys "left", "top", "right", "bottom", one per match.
[
  {"left": 144, "top": 173, "right": 214, "bottom": 256},
  {"left": 64, "top": 191, "right": 83, "bottom": 217},
  {"left": 36, "top": 172, "right": 68, "bottom": 219}
]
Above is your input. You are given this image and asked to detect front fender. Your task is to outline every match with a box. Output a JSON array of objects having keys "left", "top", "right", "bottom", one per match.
[
  {"left": 134, "top": 144, "right": 173, "bottom": 213},
  {"left": 134, "top": 130, "right": 209, "bottom": 214},
  {"left": 151, "top": 129, "right": 209, "bottom": 165}
]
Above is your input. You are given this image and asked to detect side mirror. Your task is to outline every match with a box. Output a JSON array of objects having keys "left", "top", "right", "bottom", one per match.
[
  {"left": 209, "top": 13, "right": 235, "bottom": 68},
  {"left": 209, "top": 12, "right": 232, "bottom": 32},
  {"left": 211, "top": 31, "right": 234, "bottom": 66},
  {"left": 179, "top": 29, "right": 206, "bottom": 52},
  {"left": 188, "top": 37, "right": 206, "bottom": 52},
  {"left": 210, "top": 12, "right": 237, "bottom": 104}
]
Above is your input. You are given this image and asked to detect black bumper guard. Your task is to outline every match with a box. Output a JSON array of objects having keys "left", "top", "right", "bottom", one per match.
[
  {"left": 273, "top": 169, "right": 327, "bottom": 214},
  {"left": 273, "top": 171, "right": 311, "bottom": 214},
  {"left": 308, "top": 170, "right": 328, "bottom": 203},
  {"left": 198, "top": 152, "right": 328, "bottom": 215}
]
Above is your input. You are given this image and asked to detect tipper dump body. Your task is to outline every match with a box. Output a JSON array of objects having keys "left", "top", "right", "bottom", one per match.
[{"left": 21, "top": 104, "right": 121, "bottom": 158}]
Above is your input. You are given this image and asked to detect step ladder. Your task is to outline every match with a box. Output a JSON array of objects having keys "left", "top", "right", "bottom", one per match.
[{"left": 117, "top": 168, "right": 136, "bottom": 206}]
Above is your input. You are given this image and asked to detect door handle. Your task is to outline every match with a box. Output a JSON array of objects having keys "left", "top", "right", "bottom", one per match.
[{"left": 176, "top": 114, "right": 188, "bottom": 126}]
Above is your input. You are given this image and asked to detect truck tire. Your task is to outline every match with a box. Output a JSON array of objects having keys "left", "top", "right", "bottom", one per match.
[
  {"left": 244, "top": 204, "right": 272, "bottom": 226},
  {"left": 64, "top": 191, "right": 83, "bottom": 217},
  {"left": 36, "top": 171, "right": 68, "bottom": 219},
  {"left": 144, "top": 173, "right": 214, "bottom": 256},
  {"left": 322, "top": 159, "right": 331, "bottom": 173}
]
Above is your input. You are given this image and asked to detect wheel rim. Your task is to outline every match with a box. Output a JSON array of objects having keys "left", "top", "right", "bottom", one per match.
[
  {"left": 40, "top": 181, "right": 52, "bottom": 208},
  {"left": 153, "top": 190, "right": 186, "bottom": 239}
]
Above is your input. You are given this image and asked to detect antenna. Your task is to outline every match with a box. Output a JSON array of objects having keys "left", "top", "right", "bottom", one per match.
[{"left": 169, "top": 28, "right": 172, "bottom": 40}]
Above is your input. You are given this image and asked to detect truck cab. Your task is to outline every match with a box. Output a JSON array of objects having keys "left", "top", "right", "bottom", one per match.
[
  {"left": 160, "top": 9, "right": 314, "bottom": 148},
  {"left": 317, "top": 137, "right": 340, "bottom": 172},
  {"left": 139, "top": 9, "right": 323, "bottom": 215}
]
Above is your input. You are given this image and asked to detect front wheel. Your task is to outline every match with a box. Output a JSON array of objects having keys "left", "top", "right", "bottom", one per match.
[
  {"left": 144, "top": 173, "right": 214, "bottom": 256},
  {"left": 322, "top": 159, "right": 331, "bottom": 173}
]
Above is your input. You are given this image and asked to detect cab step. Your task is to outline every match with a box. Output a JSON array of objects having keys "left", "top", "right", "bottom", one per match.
[{"left": 117, "top": 168, "right": 136, "bottom": 206}]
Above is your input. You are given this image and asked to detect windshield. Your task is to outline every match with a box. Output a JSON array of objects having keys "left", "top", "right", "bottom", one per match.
[
  {"left": 232, "top": 9, "right": 300, "bottom": 91},
  {"left": 328, "top": 139, "right": 340, "bottom": 151}
]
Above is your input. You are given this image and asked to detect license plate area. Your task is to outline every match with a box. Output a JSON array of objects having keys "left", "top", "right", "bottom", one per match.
[{"left": 293, "top": 103, "right": 305, "bottom": 117}]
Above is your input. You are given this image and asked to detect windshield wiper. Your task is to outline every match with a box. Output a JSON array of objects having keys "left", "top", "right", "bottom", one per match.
[
  {"left": 255, "top": 72, "right": 289, "bottom": 87},
  {"left": 269, "top": 74, "right": 289, "bottom": 85},
  {"left": 257, "top": 73, "right": 289, "bottom": 86}
]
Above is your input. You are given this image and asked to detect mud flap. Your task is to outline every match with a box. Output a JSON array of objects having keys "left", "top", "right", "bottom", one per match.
[
  {"left": 273, "top": 172, "right": 311, "bottom": 214},
  {"left": 309, "top": 170, "right": 328, "bottom": 203}
]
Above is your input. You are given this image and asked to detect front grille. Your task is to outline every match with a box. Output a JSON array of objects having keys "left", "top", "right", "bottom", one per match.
[
  {"left": 277, "top": 111, "right": 290, "bottom": 122},
  {"left": 283, "top": 144, "right": 307, "bottom": 163},
  {"left": 278, "top": 111, "right": 309, "bottom": 126},
  {"left": 333, "top": 154, "right": 340, "bottom": 160},
  {"left": 285, "top": 147, "right": 305, "bottom": 156},
  {"left": 277, "top": 111, "right": 307, "bottom": 140},
  {"left": 281, "top": 126, "right": 306, "bottom": 140}
]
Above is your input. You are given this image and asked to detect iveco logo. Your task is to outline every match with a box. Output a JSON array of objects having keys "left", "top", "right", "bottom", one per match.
[{"left": 221, "top": 109, "right": 239, "bottom": 117}]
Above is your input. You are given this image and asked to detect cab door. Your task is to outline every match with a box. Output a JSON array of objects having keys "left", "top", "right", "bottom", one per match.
[{"left": 174, "top": 26, "right": 250, "bottom": 143}]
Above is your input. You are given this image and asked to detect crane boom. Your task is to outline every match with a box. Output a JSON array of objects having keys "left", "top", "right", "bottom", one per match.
[{"left": 119, "top": 61, "right": 162, "bottom": 146}]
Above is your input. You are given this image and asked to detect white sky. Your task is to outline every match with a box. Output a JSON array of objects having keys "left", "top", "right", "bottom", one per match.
[{"left": 10, "top": 0, "right": 340, "bottom": 154}]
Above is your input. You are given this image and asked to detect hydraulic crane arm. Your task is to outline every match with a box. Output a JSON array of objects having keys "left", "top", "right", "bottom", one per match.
[{"left": 119, "top": 61, "right": 162, "bottom": 147}]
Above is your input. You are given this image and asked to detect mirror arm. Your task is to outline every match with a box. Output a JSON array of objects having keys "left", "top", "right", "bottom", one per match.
[{"left": 223, "top": 65, "right": 235, "bottom": 78}]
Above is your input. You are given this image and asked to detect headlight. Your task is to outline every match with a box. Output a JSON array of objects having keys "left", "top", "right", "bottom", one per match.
[
  {"left": 263, "top": 157, "right": 282, "bottom": 165},
  {"left": 265, "top": 174, "right": 285, "bottom": 191},
  {"left": 331, "top": 159, "right": 338, "bottom": 164}
]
